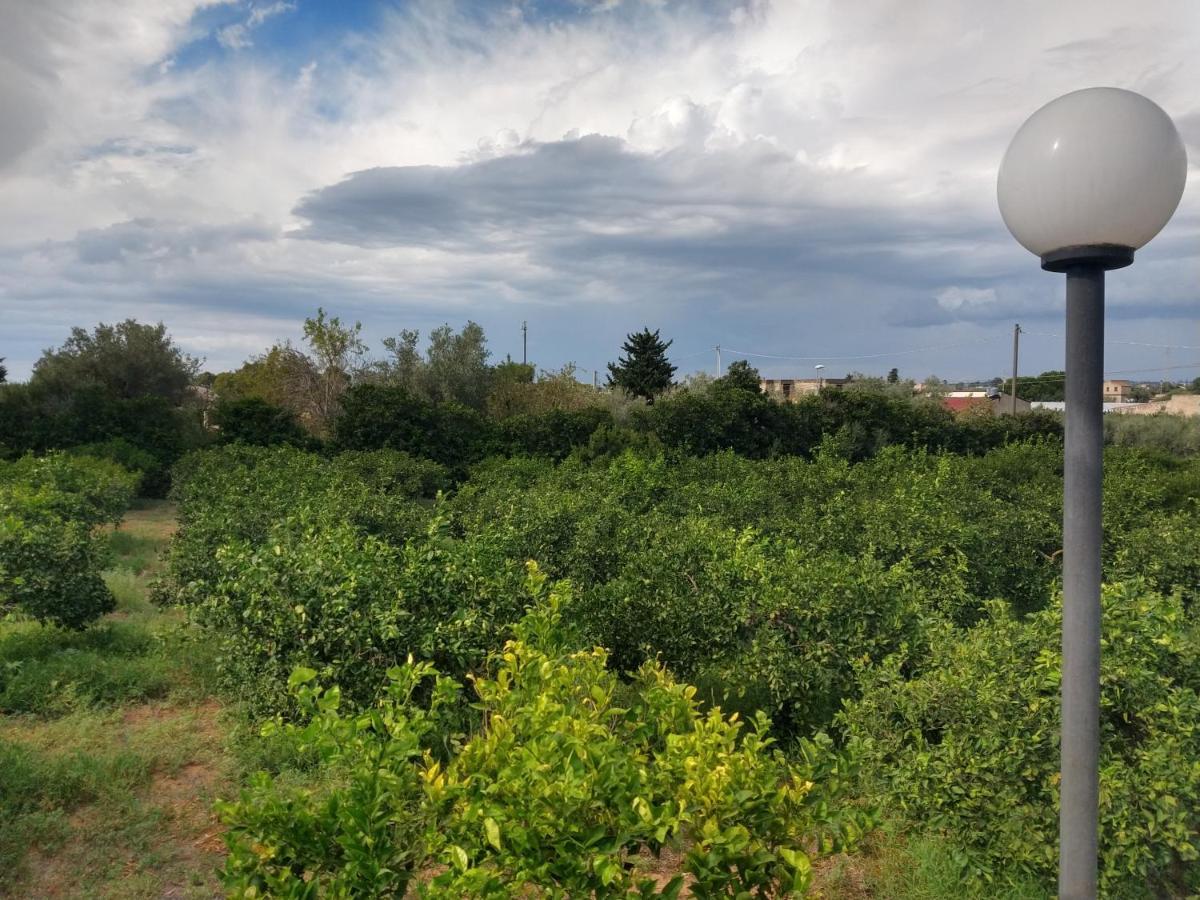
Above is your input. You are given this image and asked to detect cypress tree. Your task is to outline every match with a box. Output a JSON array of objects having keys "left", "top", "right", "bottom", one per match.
[{"left": 606, "top": 328, "right": 676, "bottom": 402}]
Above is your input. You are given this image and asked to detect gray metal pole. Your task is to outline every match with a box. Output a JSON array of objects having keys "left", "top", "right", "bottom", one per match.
[
  {"left": 1060, "top": 265, "right": 1104, "bottom": 900},
  {"left": 1011, "top": 323, "right": 1021, "bottom": 415}
]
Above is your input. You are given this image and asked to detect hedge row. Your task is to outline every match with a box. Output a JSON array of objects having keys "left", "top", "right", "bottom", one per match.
[{"left": 330, "top": 382, "right": 1064, "bottom": 472}]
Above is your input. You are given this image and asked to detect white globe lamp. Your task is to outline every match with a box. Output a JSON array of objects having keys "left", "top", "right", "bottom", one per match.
[{"left": 998, "top": 87, "right": 1186, "bottom": 271}]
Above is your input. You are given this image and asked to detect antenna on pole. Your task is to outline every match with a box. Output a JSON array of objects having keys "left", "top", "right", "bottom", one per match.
[{"left": 522, "top": 321, "right": 528, "bottom": 365}]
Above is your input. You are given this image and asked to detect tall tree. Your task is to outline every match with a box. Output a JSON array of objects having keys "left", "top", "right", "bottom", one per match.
[
  {"left": 380, "top": 329, "right": 424, "bottom": 391},
  {"left": 716, "top": 359, "right": 762, "bottom": 394},
  {"left": 487, "top": 363, "right": 599, "bottom": 419},
  {"left": 212, "top": 344, "right": 315, "bottom": 410},
  {"left": 425, "top": 321, "right": 491, "bottom": 409},
  {"left": 378, "top": 321, "right": 492, "bottom": 410},
  {"left": 887, "top": 367, "right": 899, "bottom": 384},
  {"left": 1011, "top": 370, "right": 1066, "bottom": 402},
  {"left": 299, "top": 308, "right": 368, "bottom": 435},
  {"left": 493, "top": 356, "right": 536, "bottom": 386},
  {"left": 0, "top": 358, "right": 6, "bottom": 384},
  {"left": 607, "top": 328, "right": 676, "bottom": 402},
  {"left": 30, "top": 320, "right": 200, "bottom": 404}
]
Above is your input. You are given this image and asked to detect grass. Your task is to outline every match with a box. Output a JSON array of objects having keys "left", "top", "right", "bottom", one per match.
[
  {"left": 0, "top": 501, "right": 230, "bottom": 898},
  {"left": 813, "top": 820, "right": 1052, "bottom": 899},
  {"left": 0, "top": 501, "right": 215, "bottom": 717}
]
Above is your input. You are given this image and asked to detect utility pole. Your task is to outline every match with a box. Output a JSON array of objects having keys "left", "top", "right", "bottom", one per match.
[
  {"left": 1011, "top": 323, "right": 1022, "bottom": 415},
  {"left": 593, "top": 370, "right": 598, "bottom": 390},
  {"left": 522, "top": 321, "right": 528, "bottom": 365},
  {"left": 715, "top": 345, "right": 722, "bottom": 378}
]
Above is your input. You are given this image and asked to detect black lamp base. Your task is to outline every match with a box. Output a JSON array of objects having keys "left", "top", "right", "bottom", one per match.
[{"left": 1041, "top": 244, "right": 1135, "bottom": 273}]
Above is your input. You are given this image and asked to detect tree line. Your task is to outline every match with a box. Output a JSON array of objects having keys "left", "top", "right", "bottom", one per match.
[
  {"left": 0, "top": 314, "right": 1074, "bottom": 492},
  {"left": 23, "top": 311, "right": 1200, "bottom": 492}
]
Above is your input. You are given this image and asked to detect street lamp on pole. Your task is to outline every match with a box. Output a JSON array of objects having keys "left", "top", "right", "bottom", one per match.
[{"left": 997, "top": 86, "right": 1187, "bottom": 900}]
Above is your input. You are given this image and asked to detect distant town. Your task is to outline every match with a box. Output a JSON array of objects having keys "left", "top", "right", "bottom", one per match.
[{"left": 760, "top": 375, "right": 1200, "bottom": 417}]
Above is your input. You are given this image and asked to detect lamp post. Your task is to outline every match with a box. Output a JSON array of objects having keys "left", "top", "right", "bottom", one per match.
[{"left": 997, "top": 87, "right": 1187, "bottom": 899}]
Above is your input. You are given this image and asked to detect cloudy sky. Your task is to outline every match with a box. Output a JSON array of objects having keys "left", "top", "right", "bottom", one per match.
[{"left": 1, "top": 0, "right": 1198, "bottom": 384}]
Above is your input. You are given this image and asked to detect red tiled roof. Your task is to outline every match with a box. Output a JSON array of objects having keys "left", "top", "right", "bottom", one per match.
[{"left": 943, "top": 397, "right": 990, "bottom": 412}]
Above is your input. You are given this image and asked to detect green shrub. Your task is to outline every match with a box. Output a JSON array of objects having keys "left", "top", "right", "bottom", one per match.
[
  {"left": 575, "top": 517, "right": 937, "bottom": 734},
  {"left": 0, "top": 384, "right": 208, "bottom": 497},
  {"left": 633, "top": 384, "right": 809, "bottom": 458},
  {"left": 219, "top": 570, "right": 872, "bottom": 898},
  {"left": 326, "top": 449, "right": 449, "bottom": 500},
  {"left": 216, "top": 397, "right": 314, "bottom": 448},
  {"left": 0, "top": 452, "right": 137, "bottom": 527},
  {"left": 842, "top": 581, "right": 1200, "bottom": 895},
  {"left": 0, "top": 453, "right": 137, "bottom": 629},
  {"left": 629, "top": 387, "right": 1062, "bottom": 463},
  {"left": 1106, "top": 412, "right": 1200, "bottom": 457},
  {"left": 495, "top": 406, "right": 614, "bottom": 460},
  {"left": 572, "top": 421, "right": 664, "bottom": 464},
  {"left": 332, "top": 384, "right": 493, "bottom": 472},
  {"left": 194, "top": 517, "right": 524, "bottom": 717},
  {"left": 0, "top": 513, "right": 114, "bottom": 629},
  {"left": 162, "top": 445, "right": 442, "bottom": 608},
  {"left": 66, "top": 438, "right": 160, "bottom": 496}
]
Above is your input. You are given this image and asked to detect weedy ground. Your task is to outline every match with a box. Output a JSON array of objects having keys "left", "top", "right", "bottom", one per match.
[{"left": 0, "top": 501, "right": 229, "bottom": 899}]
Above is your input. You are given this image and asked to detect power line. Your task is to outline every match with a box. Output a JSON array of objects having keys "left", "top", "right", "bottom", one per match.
[
  {"left": 718, "top": 335, "right": 1004, "bottom": 362},
  {"left": 1020, "top": 331, "right": 1200, "bottom": 352},
  {"left": 656, "top": 329, "right": 1200, "bottom": 383},
  {"left": 960, "top": 361, "right": 1200, "bottom": 386},
  {"left": 668, "top": 348, "right": 715, "bottom": 363}
]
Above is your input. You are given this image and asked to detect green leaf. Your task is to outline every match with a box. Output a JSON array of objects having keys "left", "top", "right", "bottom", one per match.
[
  {"left": 448, "top": 845, "right": 470, "bottom": 871},
  {"left": 484, "top": 817, "right": 502, "bottom": 851},
  {"left": 288, "top": 666, "right": 318, "bottom": 689}
]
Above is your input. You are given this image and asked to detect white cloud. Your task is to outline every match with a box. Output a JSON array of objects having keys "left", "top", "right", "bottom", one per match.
[
  {"left": 937, "top": 286, "right": 998, "bottom": 312},
  {"left": 217, "top": 1, "right": 296, "bottom": 50}
]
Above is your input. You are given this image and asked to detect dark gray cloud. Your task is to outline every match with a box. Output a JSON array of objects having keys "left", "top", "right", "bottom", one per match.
[
  {"left": 73, "top": 218, "right": 276, "bottom": 265},
  {"left": 293, "top": 134, "right": 1003, "bottom": 303}
]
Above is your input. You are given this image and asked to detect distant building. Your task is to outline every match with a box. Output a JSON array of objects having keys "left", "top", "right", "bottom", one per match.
[
  {"left": 1031, "top": 401, "right": 1132, "bottom": 415},
  {"left": 1103, "top": 379, "right": 1134, "bottom": 402},
  {"left": 760, "top": 377, "right": 848, "bottom": 402},
  {"left": 943, "top": 390, "right": 1030, "bottom": 416},
  {"left": 1107, "top": 394, "right": 1200, "bottom": 417},
  {"left": 188, "top": 384, "right": 218, "bottom": 430}
]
